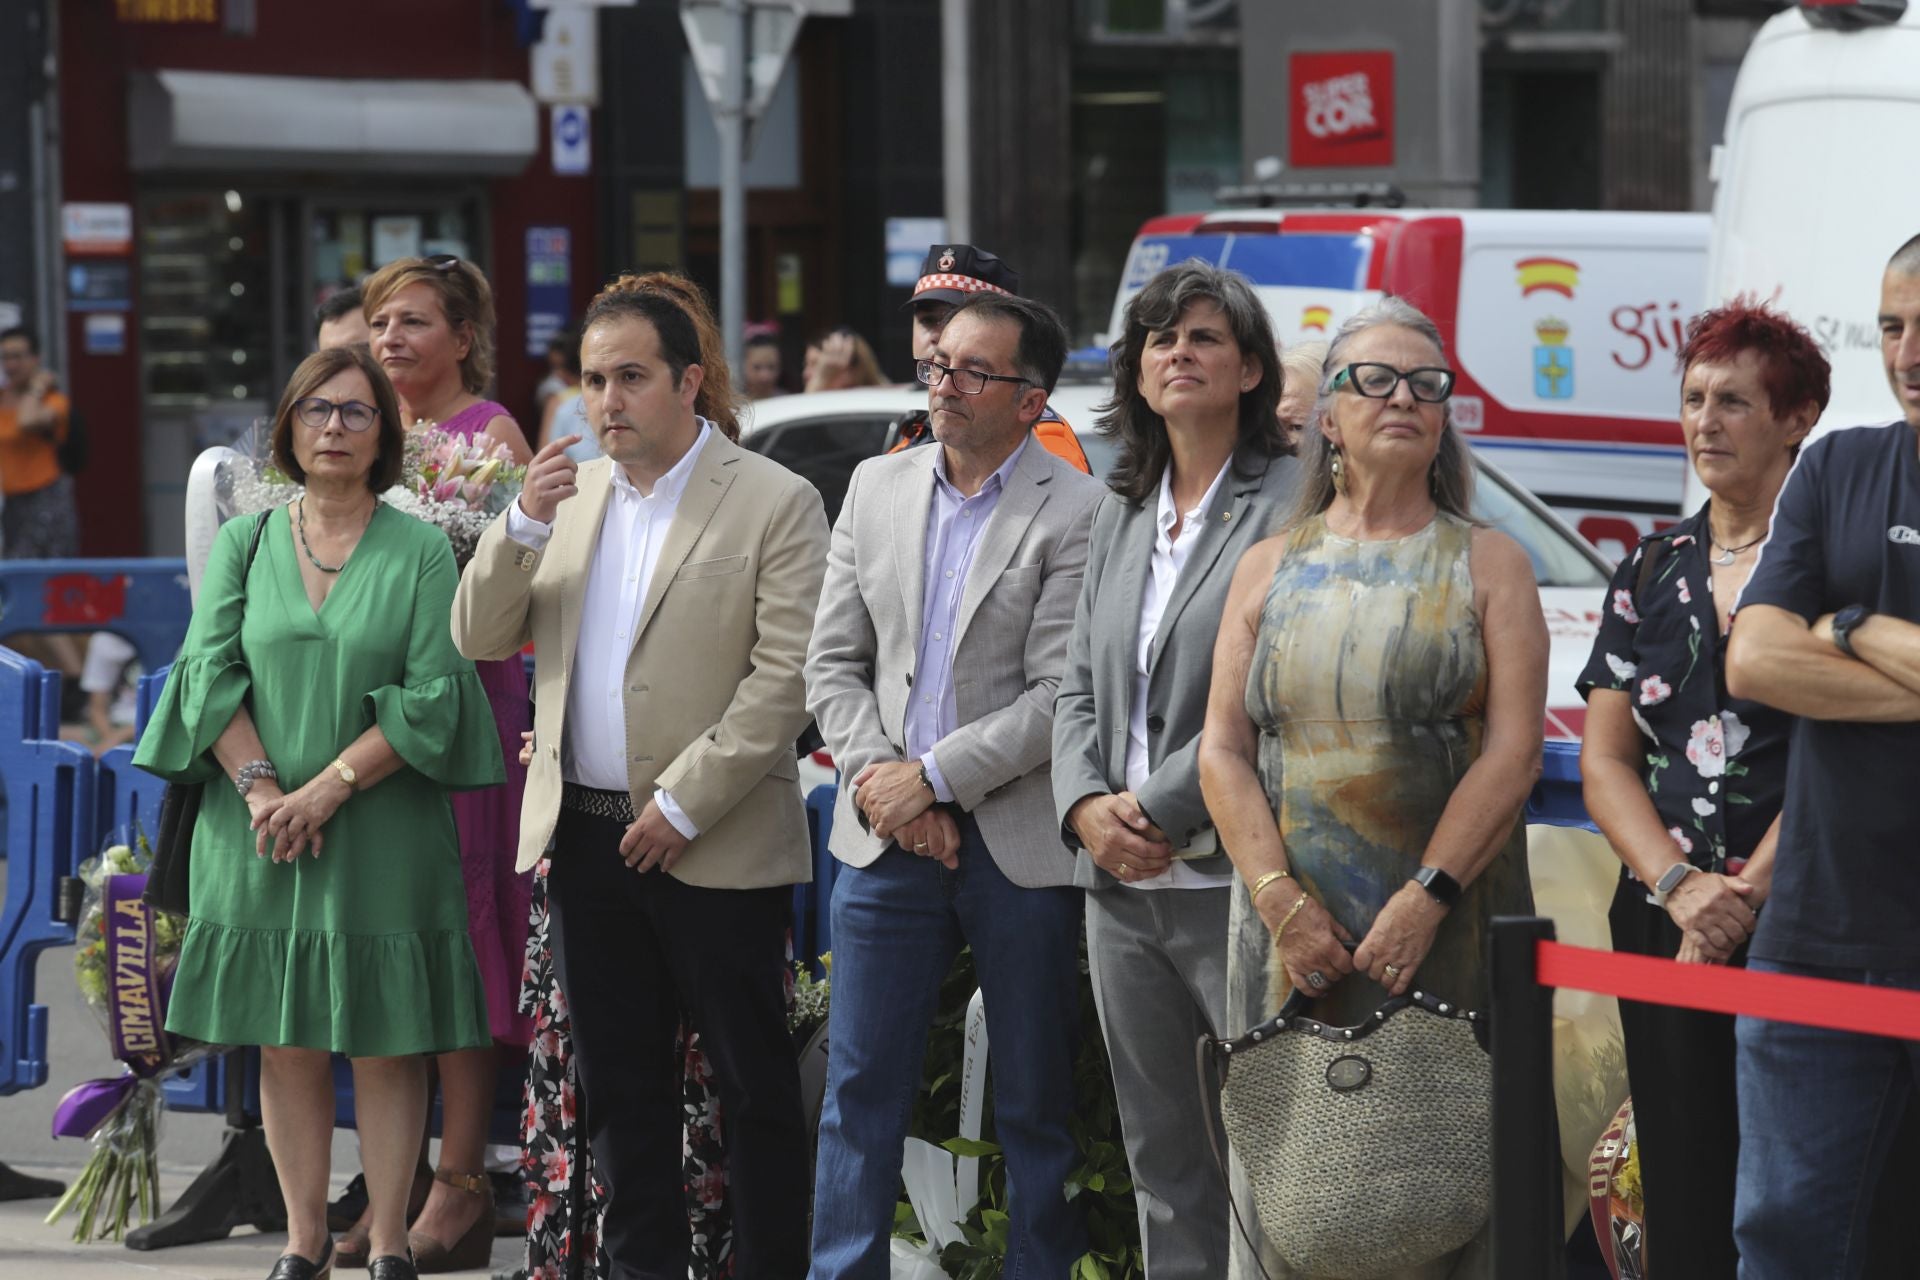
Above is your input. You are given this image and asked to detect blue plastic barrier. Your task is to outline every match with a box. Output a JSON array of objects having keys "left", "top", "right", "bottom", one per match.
[
  {"left": 794, "top": 783, "right": 839, "bottom": 975},
  {"left": 0, "top": 558, "right": 193, "bottom": 675},
  {"left": 1527, "top": 741, "right": 1593, "bottom": 832},
  {"left": 0, "top": 649, "right": 93, "bottom": 1096}
]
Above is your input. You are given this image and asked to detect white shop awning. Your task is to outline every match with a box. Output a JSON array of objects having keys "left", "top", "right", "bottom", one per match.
[{"left": 129, "top": 70, "right": 539, "bottom": 176}]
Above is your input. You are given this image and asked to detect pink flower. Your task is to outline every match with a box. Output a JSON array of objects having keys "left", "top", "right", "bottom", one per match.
[
  {"left": 1685, "top": 717, "right": 1726, "bottom": 778},
  {"left": 1676, "top": 577, "right": 1691, "bottom": 604},
  {"left": 1611, "top": 589, "right": 1640, "bottom": 624},
  {"left": 542, "top": 1147, "right": 572, "bottom": 1193},
  {"left": 1721, "top": 710, "right": 1751, "bottom": 758},
  {"left": 1638, "top": 675, "right": 1672, "bottom": 706},
  {"left": 1667, "top": 827, "right": 1694, "bottom": 855}
]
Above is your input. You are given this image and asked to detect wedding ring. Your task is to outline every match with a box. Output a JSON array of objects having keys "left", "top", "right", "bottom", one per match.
[
  {"left": 1119, "top": 863, "right": 1133, "bottom": 878},
  {"left": 913, "top": 841, "right": 929, "bottom": 851},
  {"left": 1307, "top": 971, "right": 1328, "bottom": 990},
  {"left": 1383, "top": 964, "right": 1401, "bottom": 980}
]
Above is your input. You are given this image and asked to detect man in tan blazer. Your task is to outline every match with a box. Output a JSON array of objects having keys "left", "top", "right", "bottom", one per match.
[
  {"left": 452, "top": 283, "right": 826, "bottom": 1280},
  {"left": 803, "top": 292, "right": 1104, "bottom": 1278}
]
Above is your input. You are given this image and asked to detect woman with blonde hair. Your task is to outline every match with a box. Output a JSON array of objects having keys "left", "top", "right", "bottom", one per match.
[
  {"left": 803, "top": 327, "right": 887, "bottom": 392},
  {"left": 352, "top": 254, "right": 534, "bottom": 1270}
]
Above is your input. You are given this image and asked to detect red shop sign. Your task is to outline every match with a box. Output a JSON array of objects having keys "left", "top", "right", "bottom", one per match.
[{"left": 1288, "top": 51, "right": 1396, "bottom": 169}]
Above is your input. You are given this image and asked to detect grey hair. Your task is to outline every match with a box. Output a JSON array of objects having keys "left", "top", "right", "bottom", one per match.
[
  {"left": 1286, "top": 297, "right": 1478, "bottom": 528},
  {"left": 1890, "top": 233, "right": 1920, "bottom": 278},
  {"left": 1280, "top": 339, "right": 1329, "bottom": 397}
]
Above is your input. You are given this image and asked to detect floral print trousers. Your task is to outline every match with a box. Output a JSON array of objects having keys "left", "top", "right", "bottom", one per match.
[{"left": 517, "top": 860, "right": 738, "bottom": 1280}]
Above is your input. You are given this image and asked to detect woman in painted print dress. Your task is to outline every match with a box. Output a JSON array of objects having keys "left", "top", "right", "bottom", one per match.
[{"left": 1200, "top": 297, "right": 1545, "bottom": 1279}]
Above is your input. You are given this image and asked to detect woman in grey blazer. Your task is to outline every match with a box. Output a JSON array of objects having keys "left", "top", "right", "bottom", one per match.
[{"left": 1052, "top": 261, "right": 1296, "bottom": 1279}]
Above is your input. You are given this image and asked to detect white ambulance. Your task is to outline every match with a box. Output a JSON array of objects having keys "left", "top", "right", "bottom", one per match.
[
  {"left": 1105, "top": 209, "right": 1708, "bottom": 560},
  {"left": 1695, "top": 0, "right": 1919, "bottom": 512}
]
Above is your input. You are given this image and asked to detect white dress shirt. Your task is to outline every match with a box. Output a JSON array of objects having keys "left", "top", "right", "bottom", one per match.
[
  {"left": 1124, "top": 459, "right": 1233, "bottom": 891},
  {"left": 505, "top": 419, "right": 713, "bottom": 838}
]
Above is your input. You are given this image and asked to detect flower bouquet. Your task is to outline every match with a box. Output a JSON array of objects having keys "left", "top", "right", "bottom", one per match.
[
  {"left": 379, "top": 427, "right": 527, "bottom": 568},
  {"left": 216, "top": 422, "right": 525, "bottom": 568},
  {"left": 45, "top": 837, "right": 215, "bottom": 1242}
]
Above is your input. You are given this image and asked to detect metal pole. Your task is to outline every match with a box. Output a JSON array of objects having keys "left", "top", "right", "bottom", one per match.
[
  {"left": 940, "top": 0, "right": 970, "bottom": 244},
  {"left": 717, "top": 0, "right": 748, "bottom": 388},
  {"left": 39, "top": 0, "right": 62, "bottom": 373},
  {"left": 1490, "top": 915, "right": 1565, "bottom": 1280}
]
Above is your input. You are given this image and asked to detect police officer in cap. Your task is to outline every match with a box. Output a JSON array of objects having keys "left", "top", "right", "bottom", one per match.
[{"left": 886, "top": 244, "right": 1090, "bottom": 472}]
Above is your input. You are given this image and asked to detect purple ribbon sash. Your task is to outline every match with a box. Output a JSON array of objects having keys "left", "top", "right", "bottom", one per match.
[
  {"left": 52, "top": 873, "right": 173, "bottom": 1139},
  {"left": 104, "top": 874, "right": 170, "bottom": 1070}
]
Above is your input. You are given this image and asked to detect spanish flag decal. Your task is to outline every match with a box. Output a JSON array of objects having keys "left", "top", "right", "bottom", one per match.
[{"left": 1515, "top": 257, "right": 1580, "bottom": 299}]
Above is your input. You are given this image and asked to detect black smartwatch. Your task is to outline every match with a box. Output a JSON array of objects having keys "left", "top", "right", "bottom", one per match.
[
  {"left": 1412, "top": 866, "right": 1462, "bottom": 909},
  {"left": 1831, "top": 604, "right": 1873, "bottom": 659}
]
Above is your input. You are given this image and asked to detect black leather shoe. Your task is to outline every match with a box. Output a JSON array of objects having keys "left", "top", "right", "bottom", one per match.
[
  {"left": 266, "top": 1237, "right": 335, "bottom": 1280},
  {"left": 368, "top": 1252, "right": 419, "bottom": 1280}
]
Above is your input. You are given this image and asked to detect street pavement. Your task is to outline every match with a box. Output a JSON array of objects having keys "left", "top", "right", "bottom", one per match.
[{"left": 0, "top": 863, "right": 521, "bottom": 1277}]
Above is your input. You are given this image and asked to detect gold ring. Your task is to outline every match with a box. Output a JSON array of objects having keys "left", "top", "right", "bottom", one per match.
[
  {"left": 1383, "top": 964, "right": 1401, "bottom": 980},
  {"left": 1119, "top": 863, "right": 1132, "bottom": 878},
  {"left": 913, "top": 841, "right": 929, "bottom": 850}
]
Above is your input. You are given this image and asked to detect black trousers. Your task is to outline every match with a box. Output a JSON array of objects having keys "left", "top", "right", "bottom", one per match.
[
  {"left": 547, "top": 806, "right": 808, "bottom": 1280},
  {"left": 1610, "top": 879, "right": 1743, "bottom": 1280},
  {"left": 1610, "top": 878, "right": 1920, "bottom": 1280}
]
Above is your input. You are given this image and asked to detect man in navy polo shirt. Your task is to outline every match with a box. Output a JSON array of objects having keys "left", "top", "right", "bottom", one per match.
[{"left": 1726, "top": 234, "right": 1920, "bottom": 1277}]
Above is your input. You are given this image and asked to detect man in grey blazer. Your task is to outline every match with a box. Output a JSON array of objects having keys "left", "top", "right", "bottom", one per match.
[
  {"left": 804, "top": 291, "right": 1105, "bottom": 1279},
  {"left": 1052, "top": 261, "right": 1298, "bottom": 1278}
]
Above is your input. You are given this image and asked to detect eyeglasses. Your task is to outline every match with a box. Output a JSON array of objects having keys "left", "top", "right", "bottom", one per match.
[
  {"left": 915, "top": 359, "right": 1031, "bottom": 396},
  {"left": 293, "top": 396, "right": 379, "bottom": 432},
  {"left": 1333, "top": 362, "right": 1456, "bottom": 403}
]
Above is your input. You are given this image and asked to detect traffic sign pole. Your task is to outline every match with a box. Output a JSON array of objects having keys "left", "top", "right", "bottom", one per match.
[{"left": 718, "top": 0, "right": 748, "bottom": 387}]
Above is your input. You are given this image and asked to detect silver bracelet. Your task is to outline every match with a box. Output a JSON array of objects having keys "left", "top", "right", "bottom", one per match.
[{"left": 234, "top": 760, "right": 278, "bottom": 798}]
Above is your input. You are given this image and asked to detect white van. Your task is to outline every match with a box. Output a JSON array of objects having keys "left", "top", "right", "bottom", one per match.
[
  {"left": 1700, "top": 0, "right": 1918, "bottom": 507},
  {"left": 1103, "top": 208, "right": 1708, "bottom": 559}
]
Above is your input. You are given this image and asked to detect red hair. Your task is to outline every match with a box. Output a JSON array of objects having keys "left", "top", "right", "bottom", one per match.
[{"left": 1679, "top": 298, "right": 1831, "bottom": 418}]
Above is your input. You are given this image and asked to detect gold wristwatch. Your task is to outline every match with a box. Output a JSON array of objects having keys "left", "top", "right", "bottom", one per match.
[{"left": 328, "top": 757, "right": 357, "bottom": 790}]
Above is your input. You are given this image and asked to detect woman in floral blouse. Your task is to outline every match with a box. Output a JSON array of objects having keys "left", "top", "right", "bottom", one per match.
[{"left": 1577, "top": 299, "right": 1826, "bottom": 1278}]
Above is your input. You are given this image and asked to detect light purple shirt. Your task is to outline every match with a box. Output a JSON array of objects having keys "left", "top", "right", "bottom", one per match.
[{"left": 903, "top": 437, "right": 1029, "bottom": 802}]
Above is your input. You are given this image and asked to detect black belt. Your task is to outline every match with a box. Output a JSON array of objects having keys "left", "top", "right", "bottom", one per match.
[{"left": 560, "top": 782, "right": 635, "bottom": 825}]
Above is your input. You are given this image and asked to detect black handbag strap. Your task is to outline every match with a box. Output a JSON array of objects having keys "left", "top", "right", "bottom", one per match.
[
  {"left": 242, "top": 507, "right": 271, "bottom": 576},
  {"left": 1197, "top": 1034, "right": 1277, "bottom": 1280}
]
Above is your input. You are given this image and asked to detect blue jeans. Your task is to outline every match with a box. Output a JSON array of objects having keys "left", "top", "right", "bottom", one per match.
[
  {"left": 808, "top": 818, "right": 1088, "bottom": 1280},
  {"left": 1734, "top": 958, "right": 1920, "bottom": 1280}
]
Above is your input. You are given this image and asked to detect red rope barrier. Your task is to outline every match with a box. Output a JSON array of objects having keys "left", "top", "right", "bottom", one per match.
[{"left": 1535, "top": 939, "right": 1920, "bottom": 1040}]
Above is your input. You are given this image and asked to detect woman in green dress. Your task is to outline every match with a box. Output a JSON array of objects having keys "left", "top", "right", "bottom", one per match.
[
  {"left": 134, "top": 344, "right": 502, "bottom": 1280},
  {"left": 1198, "top": 298, "right": 1547, "bottom": 1279}
]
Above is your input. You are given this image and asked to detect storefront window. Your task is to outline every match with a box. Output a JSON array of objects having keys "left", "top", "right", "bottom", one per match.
[{"left": 1070, "top": 61, "right": 1240, "bottom": 344}]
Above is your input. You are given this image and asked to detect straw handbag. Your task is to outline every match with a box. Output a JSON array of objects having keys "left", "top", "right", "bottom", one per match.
[{"left": 1201, "top": 982, "right": 1493, "bottom": 1280}]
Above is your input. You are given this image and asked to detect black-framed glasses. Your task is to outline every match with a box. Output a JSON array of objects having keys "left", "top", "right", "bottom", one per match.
[
  {"left": 915, "top": 359, "right": 1031, "bottom": 396},
  {"left": 1333, "top": 362, "right": 1456, "bottom": 403},
  {"left": 293, "top": 396, "right": 379, "bottom": 432}
]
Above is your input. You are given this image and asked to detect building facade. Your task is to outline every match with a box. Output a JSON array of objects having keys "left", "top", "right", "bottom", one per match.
[{"left": 46, "top": 0, "right": 598, "bottom": 556}]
